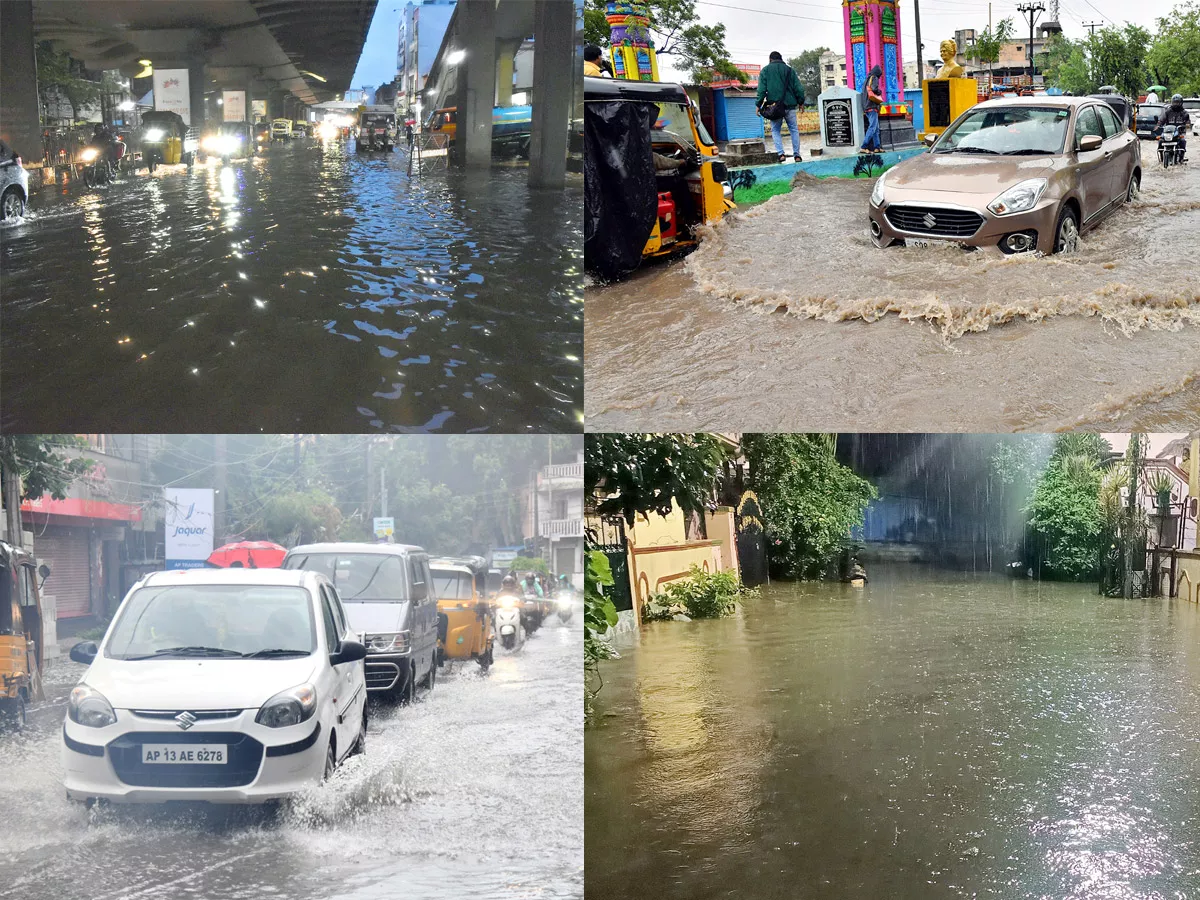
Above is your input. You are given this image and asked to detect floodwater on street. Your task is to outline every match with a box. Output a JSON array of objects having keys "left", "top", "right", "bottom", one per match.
[
  {"left": 585, "top": 159, "right": 1200, "bottom": 432},
  {"left": 1, "top": 139, "right": 582, "bottom": 432},
  {"left": 0, "top": 614, "right": 582, "bottom": 900},
  {"left": 586, "top": 567, "right": 1200, "bottom": 899}
]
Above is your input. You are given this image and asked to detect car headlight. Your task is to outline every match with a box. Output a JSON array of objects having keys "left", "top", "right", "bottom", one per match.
[
  {"left": 68, "top": 685, "right": 117, "bottom": 728},
  {"left": 255, "top": 683, "right": 316, "bottom": 728},
  {"left": 870, "top": 169, "right": 890, "bottom": 207},
  {"left": 144, "top": 129, "right": 164, "bottom": 142},
  {"left": 79, "top": 147, "right": 99, "bottom": 162},
  {"left": 364, "top": 632, "right": 410, "bottom": 654},
  {"left": 987, "top": 178, "right": 1048, "bottom": 216}
]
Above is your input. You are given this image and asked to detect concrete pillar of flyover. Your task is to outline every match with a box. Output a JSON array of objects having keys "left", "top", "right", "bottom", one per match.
[
  {"left": 0, "top": 0, "right": 43, "bottom": 164},
  {"left": 454, "top": 1, "right": 497, "bottom": 169},
  {"left": 270, "top": 90, "right": 286, "bottom": 121},
  {"left": 528, "top": 0, "right": 573, "bottom": 189},
  {"left": 495, "top": 40, "right": 521, "bottom": 108},
  {"left": 188, "top": 60, "right": 206, "bottom": 132}
]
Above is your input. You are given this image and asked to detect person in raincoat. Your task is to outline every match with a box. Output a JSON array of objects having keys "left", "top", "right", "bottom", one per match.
[{"left": 860, "top": 64, "right": 884, "bottom": 153}]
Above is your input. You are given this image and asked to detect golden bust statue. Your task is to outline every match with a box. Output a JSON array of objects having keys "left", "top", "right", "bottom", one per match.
[{"left": 935, "top": 39, "right": 965, "bottom": 78}]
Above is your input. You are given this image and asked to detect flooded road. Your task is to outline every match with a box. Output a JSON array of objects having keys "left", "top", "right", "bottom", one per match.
[
  {"left": 586, "top": 568, "right": 1200, "bottom": 899},
  {"left": 1, "top": 615, "right": 582, "bottom": 900},
  {"left": 585, "top": 159, "right": 1199, "bottom": 431},
  {"left": 1, "top": 140, "right": 582, "bottom": 432}
]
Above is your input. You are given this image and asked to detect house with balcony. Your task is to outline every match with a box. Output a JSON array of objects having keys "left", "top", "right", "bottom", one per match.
[{"left": 532, "top": 454, "right": 584, "bottom": 580}]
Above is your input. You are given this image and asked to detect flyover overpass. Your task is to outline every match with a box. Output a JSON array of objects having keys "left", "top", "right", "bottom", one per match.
[
  {"left": 423, "top": 0, "right": 578, "bottom": 188},
  {"left": 1, "top": 0, "right": 375, "bottom": 162}
]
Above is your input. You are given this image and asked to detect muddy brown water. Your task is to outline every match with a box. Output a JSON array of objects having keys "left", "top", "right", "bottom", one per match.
[
  {"left": 585, "top": 568, "right": 1200, "bottom": 899},
  {"left": 585, "top": 160, "right": 1200, "bottom": 431},
  {"left": 1, "top": 144, "right": 582, "bottom": 432}
]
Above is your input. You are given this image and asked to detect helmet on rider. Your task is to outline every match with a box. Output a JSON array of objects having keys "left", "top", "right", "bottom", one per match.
[
  {"left": 501, "top": 574, "right": 519, "bottom": 591},
  {"left": 1171, "top": 93, "right": 1184, "bottom": 107}
]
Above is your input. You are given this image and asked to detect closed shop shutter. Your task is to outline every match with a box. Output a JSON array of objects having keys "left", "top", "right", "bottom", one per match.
[
  {"left": 725, "top": 96, "right": 763, "bottom": 140},
  {"left": 34, "top": 527, "right": 92, "bottom": 618}
]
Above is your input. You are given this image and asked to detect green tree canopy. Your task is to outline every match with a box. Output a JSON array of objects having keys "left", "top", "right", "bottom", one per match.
[
  {"left": 0, "top": 435, "right": 94, "bottom": 501},
  {"left": 741, "top": 434, "right": 877, "bottom": 579},
  {"left": 1040, "top": 34, "right": 1095, "bottom": 95},
  {"left": 35, "top": 41, "right": 101, "bottom": 121},
  {"left": 1025, "top": 433, "right": 1113, "bottom": 581},
  {"left": 973, "top": 18, "right": 1016, "bottom": 74},
  {"left": 585, "top": 433, "right": 729, "bottom": 526},
  {"left": 1147, "top": 1, "right": 1200, "bottom": 96},
  {"left": 584, "top": 0, "right": 746, "bottom": 84}
]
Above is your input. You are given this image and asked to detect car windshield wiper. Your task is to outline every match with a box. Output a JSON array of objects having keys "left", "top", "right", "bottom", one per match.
[
  {"left": 948, "top": 146, "right": 1001, "bottom": 154},
  {"left": 243, "top": 648, "right": 312, "bottom": 659},
  {"left": 1005, "top": 148, "right": 1057, "bottom": 155},
  {"left": 125, "top": 646, "right": 244, "bottom": 660}
]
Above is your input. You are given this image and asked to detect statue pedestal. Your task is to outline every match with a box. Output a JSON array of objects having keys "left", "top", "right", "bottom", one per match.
[
  {"left": 818, "top": 85, "right": 864, "bottom": 157},
  {"left": 921, "top": 77, "right": 978, "bottom": 139},
  {"left": 879, "top": 117, "right": 917, "bottom": 147}
]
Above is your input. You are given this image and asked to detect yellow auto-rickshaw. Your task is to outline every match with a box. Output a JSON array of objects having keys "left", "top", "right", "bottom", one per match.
[
  {"left": 584, "top": 76, "right": 735, "bottom": 279},
  {"left": 431, "top": 556, "right": 494, "bottom": 671},
  {"left": 0, "top": 542, "right": 49, "bottom": 730}
]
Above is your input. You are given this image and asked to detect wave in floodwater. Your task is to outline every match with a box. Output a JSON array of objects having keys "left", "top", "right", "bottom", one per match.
[{"left": 688, "top": 166, "right": 1200, "bottom": 339}]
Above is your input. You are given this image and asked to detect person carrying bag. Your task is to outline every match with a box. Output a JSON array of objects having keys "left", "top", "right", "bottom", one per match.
[{"left": 756, "top": 51, "right": 806, "bottom": 163}]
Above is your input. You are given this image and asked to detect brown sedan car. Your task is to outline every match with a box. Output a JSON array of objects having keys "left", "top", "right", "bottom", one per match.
[{"left": 869, "top": 96, "right": 1141, "bottom": 255}]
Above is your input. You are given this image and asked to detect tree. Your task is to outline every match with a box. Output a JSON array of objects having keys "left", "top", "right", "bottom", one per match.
[
  {"left": 741, "top": 434, "right": 877, "bottom": 579},
  {"left": 1089, "top": 24, "right": 1151, "bottom": 96},
  {"left": 35, "top": 41, "right": 100, "bottom": 122},
  {"left": 585, "top": 433, "right": 729, "bottom": 526},
  {"left": 0, "top": 436, "right": 94, "bottom": 550},
  {"left": 1147, "top": 1, "right": 1200, "bottom": 96},
  {"left": 1025, "top": 433, "right": 1112, "bottom": 581},
  {"left": 973, "top": 17, "right": 1016, "bottom": 80},
  {"left": 1040, "top": 34, "right": 1094, "bottom": 95},
  {"left": 788, "top": 47, "right": 829, "bottom": 108},
  {"left": 584, "top": 0, "right": 746, "bottom": 84}
]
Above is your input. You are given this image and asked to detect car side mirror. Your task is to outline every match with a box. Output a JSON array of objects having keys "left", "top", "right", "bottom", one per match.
[
  {"left": 923, "top": 133, "right": 938, "bottom": 147},
  {"left": 1078, "top": 134, "right": 1102, "bottom": 152},
  {"left": 69, "top": 641, "right": 98, "bottom": 665},
  {"left": 37, "top": 563, "right": 50, "bottom": 587},
  {"left": 330, "top": 639, "right": 367, "bottom": 665}
]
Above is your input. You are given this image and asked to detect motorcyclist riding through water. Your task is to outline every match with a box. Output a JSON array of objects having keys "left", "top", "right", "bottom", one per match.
[
  {"left": 90, "top": 123, "right": 118, "bottom": 174},
  {"left": 1157, "top": 93, "right": 1191, "bottom": 156}
]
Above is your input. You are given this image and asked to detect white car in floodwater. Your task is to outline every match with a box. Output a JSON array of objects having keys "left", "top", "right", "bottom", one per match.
[{"left": 62, "top": 568, "right": 368, "bottom": 805}]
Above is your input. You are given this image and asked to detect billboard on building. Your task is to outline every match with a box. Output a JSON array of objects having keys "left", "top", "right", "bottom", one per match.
[
  {"left": 252, "top": 99, "right": 268, "bottom": 121},
  {"left": 223, "top": 90, "right": 246, "bottom": 122},
  {"left": 164, "top": 488, "right": 214, "bottom": 569},
  {"left": 153, "top": 68, "right": 191, "bottom": 125}
]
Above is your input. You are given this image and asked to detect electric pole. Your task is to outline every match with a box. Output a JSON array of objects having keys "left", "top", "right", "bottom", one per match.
[
  {"left": 1017, "top": 2, "right": 1045, "bottom": 80},
  {"left": 914, "top": 0, "right": 924, "bottom": 90},
  {"left": 1082, "top": 21, "right": 1103, "bottom": 36}
]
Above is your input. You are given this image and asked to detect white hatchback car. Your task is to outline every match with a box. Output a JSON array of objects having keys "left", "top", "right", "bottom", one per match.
[{"left": 62, "top": 568, "right": 368, "bottom": 805}]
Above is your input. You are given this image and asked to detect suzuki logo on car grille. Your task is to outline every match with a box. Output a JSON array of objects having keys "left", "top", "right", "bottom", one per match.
[
  {"left": 923, "top": 212, "right": 937, "bottom": 229},
  {"left": 174, "top": 711, "right": 197, "bottom": 730}
]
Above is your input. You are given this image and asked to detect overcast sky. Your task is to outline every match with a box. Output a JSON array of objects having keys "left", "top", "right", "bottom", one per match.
[
  {"left": 657, "top": 0, "right": 1186, "bottom": 80},
  {"left": 351, "top": 3, "right": 403, "bottom": 92}
]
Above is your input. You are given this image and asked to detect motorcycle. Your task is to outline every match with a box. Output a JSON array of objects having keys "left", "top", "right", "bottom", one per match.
[
  {"left": 556, "top": 591, "right": 575, "bottom": 624},
  {"left": 493, "top": 592, "right": 525, "bottom": 651},
  {"left": 521, "top": 588, "right": 543, "bottom": 635},
  {"left": 1157, "top": 124, "right": 1187, "bottom": 168},
  {"left": 78, "top": 141, "right": 122, "bottom": 188}
]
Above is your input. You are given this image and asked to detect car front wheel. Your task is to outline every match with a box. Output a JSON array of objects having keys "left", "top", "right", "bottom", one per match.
[
  {"left": 1126, "top": 171, "right": 1140, "bottom": 203},
  {"left": 349, "top": 705, "right": 366, "bottom": 757},
  {"left": 1053, "top": 204, "right": 1080, "bottom": 254},
  {"left": 323, "top": 737, "right": 336, "bottom": 781},
  {"left": 1, "top": 187, "right": 25, "bottom": 220}
]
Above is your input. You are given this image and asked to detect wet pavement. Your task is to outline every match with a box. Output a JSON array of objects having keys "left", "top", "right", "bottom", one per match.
[
  {"left": 1, "top": 139, "right": 582, "bottom": 432},
  {"left": 585, "top": 156, "right": 1200, "bottom": 432},
  {"left": 586, "top": 567, "right": 1200, "bottom": 899},
  {"left": 0, "top": 611, "right": 582, "bottom": 900}
]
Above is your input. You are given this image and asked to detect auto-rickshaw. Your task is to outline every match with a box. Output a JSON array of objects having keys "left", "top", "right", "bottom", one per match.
[
  {"left": 200, "top": 121, "right": 253, "bottom": 162},
  {"left": 140, "top": 110, "right": 195, "bottom": 173},
  {"left": 431, "top": 556, "right": 494, "bottom": 671},
  {"left": 271, "top": 118, "right": 293, "bottom": 141},
  {"left": 0, "top": 542, "right": 50, "bottom": 730},
  {"left": 584, "top": 76, "right": 735, "bottom": 280},
  {"left": 357, "top": 106, "right": 396, "bottom": 152},
  {"left": 425, "top": 105, "right": 533, "bottom": 157},
  {"left": 253, "top": 121, "right": 271, "bottom": 150}
]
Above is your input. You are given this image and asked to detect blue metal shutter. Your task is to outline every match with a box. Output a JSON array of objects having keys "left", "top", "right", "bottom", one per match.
[
  {"left": 713, "top": 90, "right": 729, "bottom": 142},
  {"left": 725, "top": 96, "right": 762, "bottom": 140}
]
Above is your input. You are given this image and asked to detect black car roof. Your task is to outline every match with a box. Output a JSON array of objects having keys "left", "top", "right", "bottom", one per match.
[{"left": 584, "top": 75, "right": 689, "bottom": 104}]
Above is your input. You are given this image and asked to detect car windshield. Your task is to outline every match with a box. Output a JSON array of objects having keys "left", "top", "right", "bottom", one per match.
[
  {"left": 1139, "top": 105, "right": 1164, "bottom": 116},
  {"left": 284, "top": 553, "right": 407, "bottom": 601},
  {"left": 105, "top": 585, "right": 315, "bottom": 660},
  {"left": 936, "top": 106, "right": 1071, "bottom": 155},
  {"left": 431, "top": 571, "right": 473, "bottom": 600}
]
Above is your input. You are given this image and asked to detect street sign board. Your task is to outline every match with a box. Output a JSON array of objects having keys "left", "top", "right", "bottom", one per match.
[
  {"left": 373, "top": 517, "right": 395, "bottom": 538},
  {"left": 164, "top": 488, "right": 214, "bottom": 569},
  {"left": 153, "top": 68, "right": 191, "bottom": 125}
]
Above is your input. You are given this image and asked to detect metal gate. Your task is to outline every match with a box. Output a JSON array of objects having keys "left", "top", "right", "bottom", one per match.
[
  {"left": 588, "top": 518, "right": 632, "bottom": 613},
  {"left": 33, "top": 526, "right": 92, "bottom": 618},
  {"left": 736, "top": 490, "right": 768, "bottom": 587}
]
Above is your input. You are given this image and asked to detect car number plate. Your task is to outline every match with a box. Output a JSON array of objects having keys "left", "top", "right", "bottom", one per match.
[
  {"left": 904, "top": 238, "right": 955, "bottom": 249},
  {"left": 141, "top": 744, "right": 227, "bottom": 764}
]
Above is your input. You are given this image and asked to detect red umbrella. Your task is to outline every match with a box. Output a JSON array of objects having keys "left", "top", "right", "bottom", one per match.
[{"left": 207, "top": 541, "right": 288, "bottom": 569}]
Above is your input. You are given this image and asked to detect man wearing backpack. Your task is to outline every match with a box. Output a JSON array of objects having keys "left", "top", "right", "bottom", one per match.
[{"left": 756, "top": 51, "right": 806, "bottom": 163}]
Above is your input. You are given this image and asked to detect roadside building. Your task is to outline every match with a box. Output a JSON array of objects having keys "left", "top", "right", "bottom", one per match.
[
  {"left": 396, "top": 0, "right": 457, "bottom": 118},
  {"left": 531, "top": 453, "right": 584, "bottom": 582},
  {"left": 819, "top": 51, "right": 847, "bottom": 90}
]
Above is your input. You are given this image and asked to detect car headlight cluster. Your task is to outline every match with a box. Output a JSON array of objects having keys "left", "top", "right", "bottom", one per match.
[
  {"left": 870, "top": 169, "right": 890, "bottom": 207},
  {"left": 987, "top": 178, "right": 1048, "bottom": 216},
  {"left": 255, "top": 683, "right": 316, "bottom": 728},
  {"left": 68, "top": 684, "right": 117, "bottom": 728},
  {"left": 364, "top": 632, "right": 410, "bottom": 654}
]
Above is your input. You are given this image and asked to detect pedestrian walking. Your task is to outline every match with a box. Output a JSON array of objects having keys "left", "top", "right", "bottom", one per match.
[
  {"left": 756, "top": 51, "right": 805, "bottom": 163},
  {"left": 860, "top": 64, "right": 884, "bottom": 154},
  {"left": 585, "top": 45, "right": 613, "bottom": 78}
]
